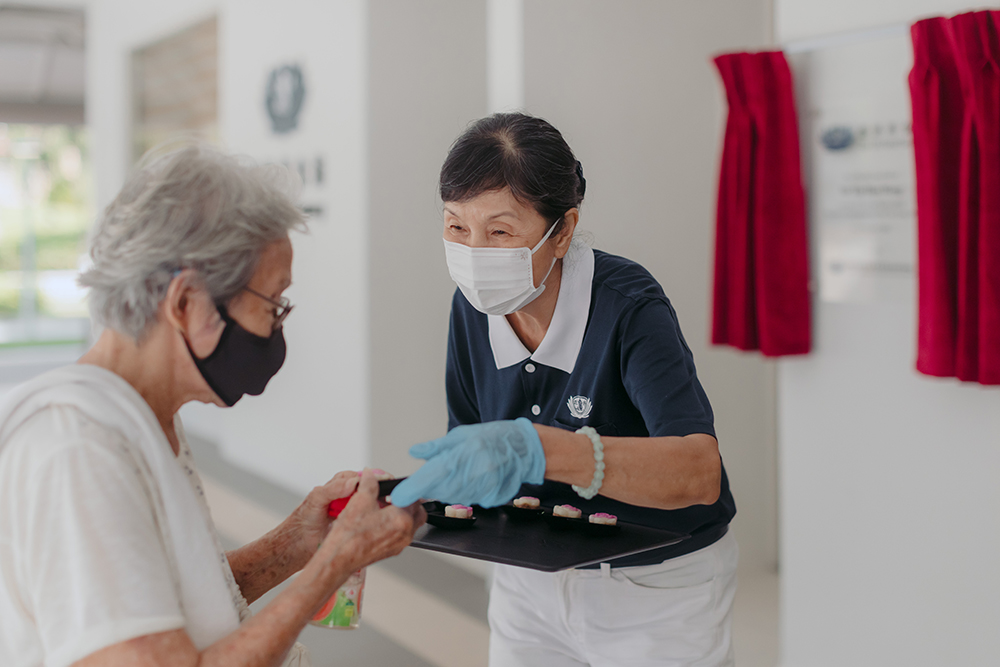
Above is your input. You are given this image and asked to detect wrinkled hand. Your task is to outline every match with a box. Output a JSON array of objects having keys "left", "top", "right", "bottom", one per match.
[
  {"left": 319, "top": 470, "right": 426, "bottom": 572},
  {"left": 286, "top": 470, "right": 361, "bottom": 564},
  {"left": 390, "top": 418, "right": 546, "bottom": 508}
]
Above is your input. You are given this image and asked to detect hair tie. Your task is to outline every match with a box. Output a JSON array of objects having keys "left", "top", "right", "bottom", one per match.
[{"left": 574, "top": 160, "right": 587, "bottom": 198}]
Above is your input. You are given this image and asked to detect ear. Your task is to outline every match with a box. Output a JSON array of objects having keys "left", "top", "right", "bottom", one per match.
[
  {"left": 162, "top": 270, "right": 216, "bottom": 335},
  {"left": 553, "top": 208, "right": 580, "bottom": 259}
]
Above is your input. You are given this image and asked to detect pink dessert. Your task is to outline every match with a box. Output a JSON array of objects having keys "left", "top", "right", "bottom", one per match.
[
  {"left": 513, "top": 496, "right": 540, "bottom": 509},
  {"left": 553, "top": 504, "right": 582, "bottom": 519},
  {"left": 444, "top": 504, "right": 474, "bottom": 519},
  {"left": 589, "top": 512, "right": 618, "bottom": 526}
]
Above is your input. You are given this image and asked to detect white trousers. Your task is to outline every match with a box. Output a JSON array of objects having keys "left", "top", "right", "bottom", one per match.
[{"left": 488, "top": 531, "right": 738, "bottom": 667}]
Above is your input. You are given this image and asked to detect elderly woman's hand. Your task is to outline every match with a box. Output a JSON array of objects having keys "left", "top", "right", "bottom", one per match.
[
  {"left": 284, "top": 470, "right": 361, "bottom": 565},
  {"left": 318, "top": 470, "right": 426, "bottom": 571}
]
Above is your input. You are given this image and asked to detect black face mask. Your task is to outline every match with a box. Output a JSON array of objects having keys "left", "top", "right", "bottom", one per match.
[{"left": 186, "top": 305, "right": 287, "bottom": 407}]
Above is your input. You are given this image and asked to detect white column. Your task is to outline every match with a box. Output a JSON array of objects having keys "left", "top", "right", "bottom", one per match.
[
  {"left": 219, "top": 0, "right": 371, "bottom": 492},
  {"left": 486, "top": 0, "right": 524, "bottom": 112}
]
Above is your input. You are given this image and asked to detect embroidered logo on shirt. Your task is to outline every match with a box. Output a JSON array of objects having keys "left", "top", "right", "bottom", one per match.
[{"left": 567, "top": 395, "right": 593, "bottom": 419}]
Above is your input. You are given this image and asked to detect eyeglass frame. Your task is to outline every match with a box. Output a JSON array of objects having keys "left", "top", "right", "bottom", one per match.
[
  {"left": 170, "top": 269, "right": 293, "bottom": 331},
  {"left": 241, "top": 286, "right": 294, "bottom": 331}
]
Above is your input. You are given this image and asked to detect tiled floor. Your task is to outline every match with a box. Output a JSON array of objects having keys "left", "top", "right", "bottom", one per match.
[
  {"left": 732, "top": 568, "right": 780, "bottom": 667},
  {"left": 192, "top": 436, "right": 778, "bottom": 667}
]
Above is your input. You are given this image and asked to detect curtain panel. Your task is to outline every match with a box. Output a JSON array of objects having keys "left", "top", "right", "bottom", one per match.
[
  {"left": 712, "top": 51, "right": 811, "bottom": 357},
  {"left": 910, "top": 11, "right": 1000, "bottom": 385}
]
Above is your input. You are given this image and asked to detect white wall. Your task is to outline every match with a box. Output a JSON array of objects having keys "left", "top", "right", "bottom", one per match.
[
  {"left": 218, "top": 0, "right": 370, "bottom": 490},
  {"left": 522, "top": 0, "right": 779, "bottom": 573},
  {"left": 776, "top": 2, "right": 1000, "bottom": 665},
  {"left": 367, "top": 0, "right": 487, "bottom": 477},
  {"left": 777, "top": 0, "right": 991, "bottom": 42}
]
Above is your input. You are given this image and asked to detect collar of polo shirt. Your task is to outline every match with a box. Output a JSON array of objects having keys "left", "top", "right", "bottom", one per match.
[{"left": 487, "top": 241, "right": 595, "bottom": 374}]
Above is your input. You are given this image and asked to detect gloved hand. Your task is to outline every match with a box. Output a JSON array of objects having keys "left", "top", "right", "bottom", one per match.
[{"left": 389, "top": 418, "right": 546, "bottom": 508}]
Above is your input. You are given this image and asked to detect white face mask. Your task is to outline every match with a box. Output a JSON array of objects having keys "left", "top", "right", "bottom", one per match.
[{"left": 444, "top": 220, "right": 560, "bottom": 316}]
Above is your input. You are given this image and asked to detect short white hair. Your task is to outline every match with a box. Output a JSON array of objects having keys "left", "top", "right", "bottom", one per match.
[{"left": 79, "top": 143, "right": 306, "bottom": 340}]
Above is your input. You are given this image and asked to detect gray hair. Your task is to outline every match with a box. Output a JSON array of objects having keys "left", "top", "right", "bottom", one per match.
[{"left": 79, "top": 142, "right": 306, "bottom": 340}]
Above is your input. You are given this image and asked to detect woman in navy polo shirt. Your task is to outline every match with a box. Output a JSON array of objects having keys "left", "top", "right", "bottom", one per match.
[{"left": 390, "top": 113, "right": 738, "bottom": 667}]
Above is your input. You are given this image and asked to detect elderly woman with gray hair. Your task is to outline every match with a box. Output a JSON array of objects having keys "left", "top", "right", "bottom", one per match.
[{"left": 0, "top": 144, "right": 425, "bottom": 667}]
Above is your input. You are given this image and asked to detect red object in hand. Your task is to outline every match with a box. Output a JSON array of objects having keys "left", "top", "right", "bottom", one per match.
[
  {"left": 328, "top": 469, "right": 395, "bottom": 518},
  {"left": 328, "top": 472, "right": 360, "bottom": 518},
  {"left": 328, "top": 496, "right": 351, "bottom": 518}
]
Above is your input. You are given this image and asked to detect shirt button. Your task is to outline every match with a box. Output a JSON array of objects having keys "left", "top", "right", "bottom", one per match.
[
  {"left": 525, "top": 363, "right": 536, "bottom": 373},
  {"left": 531, "top": 405, "right": 541, "bottom": 416}
]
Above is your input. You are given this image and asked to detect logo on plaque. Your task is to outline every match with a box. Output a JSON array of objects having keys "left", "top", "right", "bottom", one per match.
[
  {"left": 265, "top": 64, "right": 306, "bottom": 134},
  {"left": 821, "top": 126, "right": 854, "bottom": 151}
]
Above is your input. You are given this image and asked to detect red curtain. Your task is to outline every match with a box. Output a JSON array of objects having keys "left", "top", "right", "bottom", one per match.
[
  {"left": 910, "top": 11, "right": 1000, "bottom": 385},
  {"left": 712, "top": 51, "right": 811, "bottom": 357}
]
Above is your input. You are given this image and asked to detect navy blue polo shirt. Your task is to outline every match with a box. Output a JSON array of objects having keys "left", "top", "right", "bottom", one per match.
[{"left": 445, "top": 244, "right": 736, "bottom": 567}]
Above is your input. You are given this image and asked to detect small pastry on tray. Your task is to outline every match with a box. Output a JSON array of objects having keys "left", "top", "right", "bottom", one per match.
[
  {"left": 543, "top": 504, "right": 583, "bottom": 530},
  {"left": 552, "top": 504, "right": 583, "bottom": 519},
  {"left": 426, "top": 503, "right": 477, "bottom": 529},
  {"left": 503, "top": 496, "right": 543, "bottom": 522},
  {"left": 584, "top": 512, "right": 621, "bottom": 536},
  {"left": 445, "top": 504, "right": 474, "bottom": 519}
]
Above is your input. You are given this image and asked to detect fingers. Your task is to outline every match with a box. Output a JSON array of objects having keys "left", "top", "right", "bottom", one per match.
[
  {"left": 408, "top": 437, "right": 445, "bottom": 460},
  {"left": 408, "top": 427, "right": 465, "bottom": 460},
  {"left": 325, "top": 473, "right": 360, "bottom": 500},
  {"left": 356, "top": 468, "right": 379, "bottom": 500},
  {"left": 324, "top": 484, "right": 428, "bottom": 567},
  {"left": 303, "top": 473, "right": 360, "bottom": 520},
  {"left": 332, "top": 470, "right": 360, "bottom": 484},
  {"left": 390, "top": 497, "right": 426, "bottom": 527},
  {"left": 387, "top": 458, "right": 446, "bottom": 507},
  {"left": 308, "top": 470, "right": 361, "bottom": 503},
  {"left": 380, "top": 504, "right": 425, "bottom": 556},
  {"left": 340, "top": 469, "right": 379, "bottom": 518},
  {"left": 407, "top": 501, "right": 428, "bottom": 529},
  {"left": 392, "top": 501, "right": 426, "bottom": 533}
]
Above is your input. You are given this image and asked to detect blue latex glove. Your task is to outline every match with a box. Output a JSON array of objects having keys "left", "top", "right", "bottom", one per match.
[{"left": 389, "top": 418, "right": 546, "bottom": 508}]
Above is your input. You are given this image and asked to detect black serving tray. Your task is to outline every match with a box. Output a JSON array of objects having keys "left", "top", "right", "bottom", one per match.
[
  {"left": 410, "top": 504, "right": 688, "bottom": 572},
  {"left": 378, "top": 477, "right": 405, "bottom": 498}
]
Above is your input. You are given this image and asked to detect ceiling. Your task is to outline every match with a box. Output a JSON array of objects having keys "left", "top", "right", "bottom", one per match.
[{"left": 0, "top": 4, "right": 85, "bottom": 124}]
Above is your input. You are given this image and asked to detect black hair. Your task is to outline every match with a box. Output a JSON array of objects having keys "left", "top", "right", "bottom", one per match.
[{"left": 439, "top": 112, "right": 586, "bottom": 233}]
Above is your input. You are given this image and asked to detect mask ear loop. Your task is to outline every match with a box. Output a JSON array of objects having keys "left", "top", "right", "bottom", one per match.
[
  {"left": 528, "top": 217, "right": 563, "bottom": 290},
  {"left": 530, "top": 217, "right": 562, "bottom": 254}
]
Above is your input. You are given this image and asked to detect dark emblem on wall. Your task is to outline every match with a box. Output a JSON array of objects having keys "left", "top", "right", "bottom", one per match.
[
  {"left": 265, "top": 65, "right": 306, "bottom": 134},
  {"left": 821, "top": 126, "right": 854, "bottom": 151}
]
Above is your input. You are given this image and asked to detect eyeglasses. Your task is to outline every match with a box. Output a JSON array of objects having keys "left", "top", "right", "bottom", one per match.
[{"left": 243, "top": 286, "right": 294, "bottom": 331}]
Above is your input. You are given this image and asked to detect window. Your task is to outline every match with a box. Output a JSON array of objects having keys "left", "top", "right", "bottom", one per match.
[
  {"left": 0, "top": 122, "right": 92, "bottom": 347},
  {"left": 132, "top": 16, "right": 218, "bottom": 162}
]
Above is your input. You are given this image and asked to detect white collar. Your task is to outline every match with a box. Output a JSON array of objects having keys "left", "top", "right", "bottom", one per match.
[{"left": 487, "top": 242, "right": 595, "bottom": 374}]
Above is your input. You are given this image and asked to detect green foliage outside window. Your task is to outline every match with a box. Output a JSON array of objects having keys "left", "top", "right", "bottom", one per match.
[{"left": 0, "top": 124, "right": 93, "bottom": 338}]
